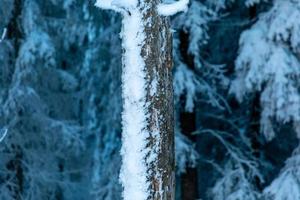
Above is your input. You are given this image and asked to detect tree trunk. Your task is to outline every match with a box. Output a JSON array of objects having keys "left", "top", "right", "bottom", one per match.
[
  {"left": 5, "top": 1, "right": 24, "bottom": 198},
  {"left": 96, "top": 0, "right": 174, "bottom": 199},
  {"left": 141, "top": 1, "right": 175, "bottom": 199},
  {"left": 103, "top": 1, "right": 175, "bottom": 200},
  {"left": 180, "top": 112, "right": 198, "bottom": 200}
]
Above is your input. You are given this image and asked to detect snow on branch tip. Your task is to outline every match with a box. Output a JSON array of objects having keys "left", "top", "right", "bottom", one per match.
[
  {"left": 95, "top": 0, "right": 189, "bottom": 16},
  {"left": 0, "top": 128, "right": 8, "bottom": 143},
  {"left": 157, "top": 0, "right": 189, "bottom": 16},
  {"left": 94, "top": 0, "right": 137, "bottom": 12},
  {"left": 0, "top": 28, "right": 7, "bottom": 43}
]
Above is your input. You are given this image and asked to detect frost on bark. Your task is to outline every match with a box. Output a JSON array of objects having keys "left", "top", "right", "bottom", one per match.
[
  {"left": 142, "top": 1, "right": 174, "bottom": 199},
  {"left": 95, "top": 0, "right": 180, "bottom": 199}
]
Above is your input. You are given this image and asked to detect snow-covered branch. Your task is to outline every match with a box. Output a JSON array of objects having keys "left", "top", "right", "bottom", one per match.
[
  {"left": 95, "top": 0, "right": 137, "bottom": 12},
  {"left": 0, "top": 28, "right": 7, "bottom": 43},
  {"left": 0, "top": 128, "right": 8, "bottom": 142},
  {"left": 157, "top": 0, "right": 189, "bottom": 16},
  {"left": 263, "top": 146, "right": 300, "bottom": 200},
  {"left": 230, "top": 0, "right": 300, "bottom": 141},
  {"left": 95, "top": 0, "right": 114, "bottom": 10}
]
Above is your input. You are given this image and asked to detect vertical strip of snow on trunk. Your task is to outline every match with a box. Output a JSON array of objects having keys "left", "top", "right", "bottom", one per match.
[{"left": 119, "top": 7, "right": 150, "bottom": 200}]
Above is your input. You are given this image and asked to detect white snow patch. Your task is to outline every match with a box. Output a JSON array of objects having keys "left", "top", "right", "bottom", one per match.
[
  {"left": 118, "top": 8, "right": 150, "bottom": 200},
  {"left": 95, "top": 0, "right": 138, "bottom": 11},
  {"left": 158, "top": 0, "right": 189, "bottom": 16},
  {"left": 263, "top": 146, "right": 300, "bottom": 200},
  {"left": 95, "top": 0, "right": 114, "bottom": 10},
  {"left": 150, "top": 75, "right": 158, "bottom": 96}
]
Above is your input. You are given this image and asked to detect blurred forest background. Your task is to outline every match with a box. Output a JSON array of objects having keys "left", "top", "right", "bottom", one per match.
[{"left": 1, "top": 0, "right": 300, "bottom": 199}]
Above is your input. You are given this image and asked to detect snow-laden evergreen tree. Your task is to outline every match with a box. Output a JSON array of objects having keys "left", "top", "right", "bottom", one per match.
[
  {"left": 209, "top": 128, "right": 262, "bottom": 200},
  {"left": 263, "top": 145, "right": 300, "bottom": 200},
  {"left": 83, "top": 13, "right": 123, "bottom": 200},
  {"left": 211, "top": 161, "right": 259, "bottom": 200},
  {"left": 0, "top": 0, "right": 123, "bottom": 199},
  {"left": 173, "top": 0, "right": 229, "bottom": 112},
  {"left": 178, "top": 1, "right": 273, "bottom": 199},
  {"left": 0, "top": 0, "right": 85, "bottom": 198},
  {"left": 231, "top": 0, "right": 300, "bottom": 199},
  {"left": 172, "top": 0, "right": 231, "bottom": 176},
  {"left": 231, "top": 0, "right": 300, "bottom": 141},
  {"left": 171, "top": 1, "right": 263, "bottom": 199}
]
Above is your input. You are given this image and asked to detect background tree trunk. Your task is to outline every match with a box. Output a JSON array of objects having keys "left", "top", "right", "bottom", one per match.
[{"left": 180, "top": 112, "right": 198, "bottom": 200}]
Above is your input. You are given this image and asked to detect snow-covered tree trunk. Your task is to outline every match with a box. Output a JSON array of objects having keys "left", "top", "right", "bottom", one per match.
[
  {"left": 139, "top": 2, "right": 174, "bottom": 199},
  {"left": 119, "top": 2, "right": 175, "bottom": 199},
  {"left": 140, "top": 3, "right": 175, "bottom": 198},
  {"left": 95, "top": 0, "right": 189, "bottom": 199}
]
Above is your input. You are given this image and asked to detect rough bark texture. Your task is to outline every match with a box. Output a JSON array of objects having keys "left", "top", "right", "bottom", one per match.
[{"left": 140, "top": 1, "right": 175, "bottom": 199}]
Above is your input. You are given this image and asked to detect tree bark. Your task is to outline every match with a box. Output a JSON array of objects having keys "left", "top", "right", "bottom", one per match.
[
  {"left": 141, "top": 1, "right": 175, "bottom": 199},
  {"left": 117, "top": 1, "right": 174, "bottom": 199},
  {"left": 96, "top": 0, "right": 175, "bottom": 199}
]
